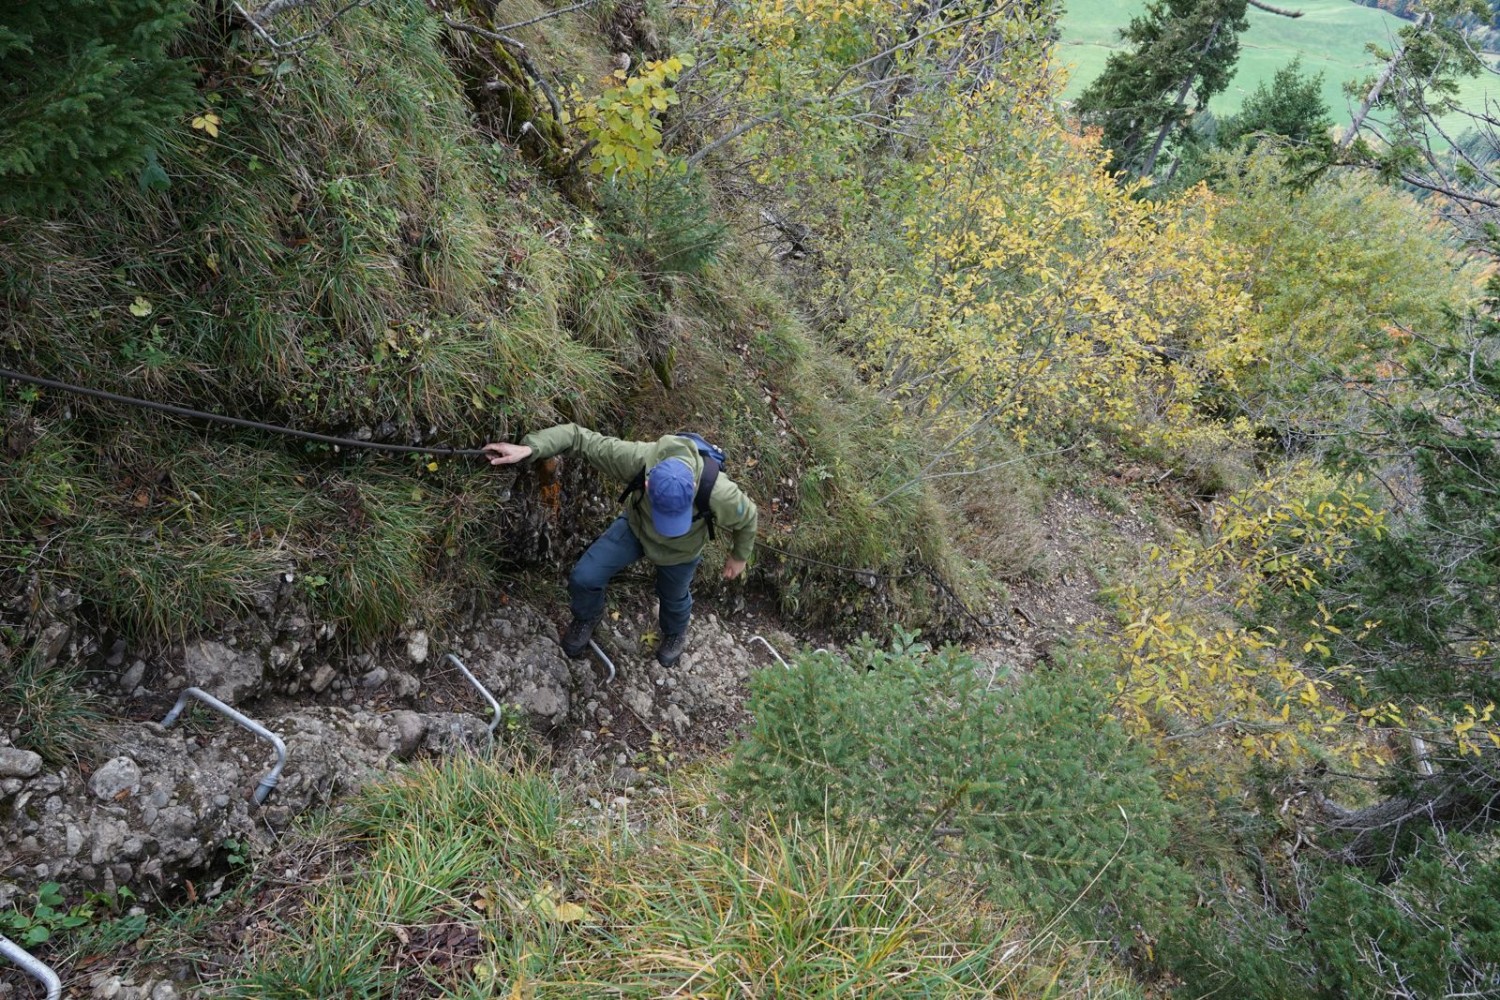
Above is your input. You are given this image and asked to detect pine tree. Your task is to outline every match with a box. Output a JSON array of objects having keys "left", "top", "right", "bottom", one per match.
[
  {"left": 1075, "top": 0, "right": 1252, "bottom": 178},
  {"left": 1302, "top": 273, "right": 1500, "bottom": 863},
  {"left": 0, "top": 0, "right": 196, "bottom": 213},
  {"left": 1218, "top": 58, "right": 1332, "bottom": 148}
]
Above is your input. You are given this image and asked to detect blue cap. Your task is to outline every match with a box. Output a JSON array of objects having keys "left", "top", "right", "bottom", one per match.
[{"left": 647, "top": 458, "right": 696, "bottom": 537}]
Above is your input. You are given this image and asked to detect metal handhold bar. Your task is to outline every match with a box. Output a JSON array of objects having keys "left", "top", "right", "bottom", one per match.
[
  {"left": 1, "top": 932, "right": 62, "bottom": 1000},
  {"left": 747, "top": 635, "right": 789, "bottom": 668},
  {"left": 445, "top": 654, "right": 502, "bottom": 738},
  {"left": 159, "top": 687, "right": 288, "bottom": 805},
  {"left": 589, "top": 640, "right": 616, "bottom": 685}
]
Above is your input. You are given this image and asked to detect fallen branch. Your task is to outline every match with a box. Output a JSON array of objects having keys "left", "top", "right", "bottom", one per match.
[{"left": 235, "top": 0, "right": 373, "bottom": 52}]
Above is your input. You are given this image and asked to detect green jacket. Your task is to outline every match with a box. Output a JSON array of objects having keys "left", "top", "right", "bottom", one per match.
[{"left": 521, "top": 424, "right": 758, "bottom": 566}]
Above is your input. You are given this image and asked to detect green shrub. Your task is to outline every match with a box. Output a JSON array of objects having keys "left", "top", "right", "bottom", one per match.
[
  {"left": 727, "top": 633, "right": 1192, "bottom": 946},
  {"left": 1305, "top": 836, "right": 1500, "bottom": 998},
  {"left": 215, "top": 757, "right": 1144, "bottom": 998},
  {"left": 0, "top": 0, "right": 195, "bottom": 212},
  {"left": 598, "top": 170, "right": 728, "bottom": 278}
]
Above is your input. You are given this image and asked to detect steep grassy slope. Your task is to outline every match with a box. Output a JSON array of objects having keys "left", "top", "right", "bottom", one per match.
[{"left": 0, "top": 0, "right": 963, "bottom": 653}]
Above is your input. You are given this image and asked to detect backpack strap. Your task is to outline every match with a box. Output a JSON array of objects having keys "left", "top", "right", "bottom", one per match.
[
  {"left": 618, "top": 466, "right": 646, "bottom": 506},
  {"left": 694, "top": 453, "right": 720, "bottom": 540}
]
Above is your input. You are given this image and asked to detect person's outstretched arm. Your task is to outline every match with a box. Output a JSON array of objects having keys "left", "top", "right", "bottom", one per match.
[{"left": 483, "top": 424, "right": 653, "bottom": 482}]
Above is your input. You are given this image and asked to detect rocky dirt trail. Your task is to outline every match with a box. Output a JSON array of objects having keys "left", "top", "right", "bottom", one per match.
[
  {"left": 0, "top": 576, "right": 803, "bottom": 999},
  {"left": 968, "top": 481, "right": 1177, "bottom": 674}
]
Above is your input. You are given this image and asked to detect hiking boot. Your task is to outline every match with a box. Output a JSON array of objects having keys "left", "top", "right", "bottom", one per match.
[
  {"left": 561, "top": 615, "right": 601, "bottom": 659},
  {"left": 656, "top": 632, "right": 688, "bottom": 667}
]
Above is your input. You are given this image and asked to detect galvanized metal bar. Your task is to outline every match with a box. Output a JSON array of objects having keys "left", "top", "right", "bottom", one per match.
[
  {"left": 445, "top": 654, "right": 502, "bottom": 738},
  {"left": 0, "top": 932, "right": 62, "bottom": 1000},
  {"left": 747, "top": 635, "right": 789, "bottom": 668},
  {"left": 589, "top": 640, "right": 616, "bottom": 685},
  {"left": 159, "top": 687, "right": 288, "bottom": 805},
  {"left": 1411, "top": 734, "right": 1437, "bottom": 778}
]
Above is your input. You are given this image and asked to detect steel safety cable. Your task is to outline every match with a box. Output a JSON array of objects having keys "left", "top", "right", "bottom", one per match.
[{"left": 0, "top": 368, "right": 489, "bottom": 458}]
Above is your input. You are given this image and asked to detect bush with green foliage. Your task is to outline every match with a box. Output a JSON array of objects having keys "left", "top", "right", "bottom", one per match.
[
  {"left": 597, "top": 171, "right": 727, "bottom": 280},
  {"left": 0, "top": 0, "right": 195, "bottom": 213},
  {"left": 209, "top": 756, "right": 1138, "bottom": 998},
  {"left": 727, "top": 632, "right": 1191, "bottom": 946},
  {"left": 725, "top": 635, "right": 1399, "bottom": 996},
  {"left": 1208, "top": 147, "right": 1468, "bottom": 442}
]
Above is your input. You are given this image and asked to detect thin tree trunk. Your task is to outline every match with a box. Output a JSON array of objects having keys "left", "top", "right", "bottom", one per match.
[
  {"left": 1140, "top": 19, "right": 1221, "bottom": 178},
  {"left": 1339, "top": 11, "right": 1432, "bottom": 153},
  {"left": 1141, "top": 68, "right": 1199, "bottom": 177}
]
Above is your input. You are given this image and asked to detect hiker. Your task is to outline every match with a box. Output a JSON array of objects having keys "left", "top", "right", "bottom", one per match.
[{"left": 483, "top": 425, "right": 757, "bottom": 667}]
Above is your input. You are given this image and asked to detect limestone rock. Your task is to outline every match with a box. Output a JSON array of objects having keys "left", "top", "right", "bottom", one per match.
[
  {"left": 89, "top": 757, "right": 141, "bottom": 801},
  {"left": 0, "top": 747, "right": 43, "bottom": 779},
  {"left": 406, "top": 629, "right": 430, "bottom": 664},
  {"left": 359, "top": 666, "right": 389, "bottom": 689},
  {"left": 38, "top": 620, "right": 72, "bottom": 668},
  {"left": 386, "top": 670, "right": 418, "bottom": 699},
  {"left": 308, "top": 663, "right": 337, "bottom": 693},
  {"left": 119, "top": 659, "right": 146, "bottom": 692},
  {"left": 389, "top": 711, "right": 427, "bottom": 757},
  {"left": 180, "top": 640, "right": 264, "bottom": 705}
]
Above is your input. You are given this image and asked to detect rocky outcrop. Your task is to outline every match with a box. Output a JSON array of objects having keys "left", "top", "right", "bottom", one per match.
[{"left": 0, "top": 707, "right": 489, "bottom": 910}]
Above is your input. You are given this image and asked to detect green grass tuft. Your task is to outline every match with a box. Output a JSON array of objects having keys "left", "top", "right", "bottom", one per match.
[{"left": 0, "top": 651, "right": 105, "bottom": 767}]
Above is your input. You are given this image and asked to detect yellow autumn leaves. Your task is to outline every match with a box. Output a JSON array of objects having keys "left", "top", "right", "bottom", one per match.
[
  {"left": 565, "top": 56, "right": 694, "bottom": 176},
  {"left": 852, "top": 96, "right": 1255, "bottom": 467}
]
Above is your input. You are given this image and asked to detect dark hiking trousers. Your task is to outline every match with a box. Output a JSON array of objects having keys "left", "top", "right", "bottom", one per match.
[{"left": 569, "top": 516, "right": 700, "bottom": 637}]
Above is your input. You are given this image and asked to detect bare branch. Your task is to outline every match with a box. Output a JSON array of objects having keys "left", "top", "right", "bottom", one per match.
[
  {"left": 494, "top": 0, "right": 607, "bottom": 34},
  {"left": 253, "top": 0, "right": 319, "bottom": 21},
  {"left": 232, "top": 1, "right": 281, "bottom": 48},
  {"left": 441, "top": 15, "right": 563, "bottom": 121},
  {"left": 1247, "top": 0, "right": 1305, "bottom": 16},
  {"left": 684, "top": 116, "right": 778, "bottom": 168},
  {"left": 235, "top": 0, "right": 374, "bottom": 53},
  {"left": 1396, "top": 169, "right": 1500, "bottom": 210},
  {"left": 1339, "top": 12, "right": 1432, "bottom": 153}
]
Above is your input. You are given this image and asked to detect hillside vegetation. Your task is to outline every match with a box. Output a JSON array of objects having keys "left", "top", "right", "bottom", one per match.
[{"left": 4, "top": 0, "right": 1500, "bottom": 997}]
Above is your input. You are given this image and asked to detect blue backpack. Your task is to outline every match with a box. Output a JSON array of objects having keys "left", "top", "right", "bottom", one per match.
[{"left": 618, "top": 432, "right": 726, "bottom": 538}]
